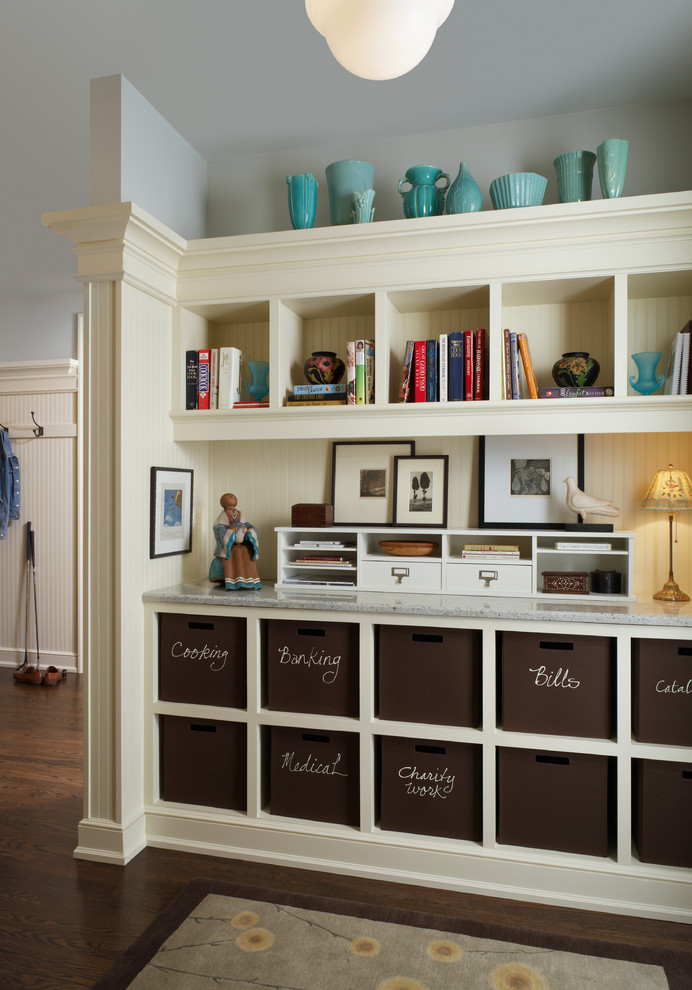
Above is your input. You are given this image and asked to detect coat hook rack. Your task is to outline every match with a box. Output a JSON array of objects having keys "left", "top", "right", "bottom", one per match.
[{"left": 31, "top": 412, "right": 43, "bottom": 437}]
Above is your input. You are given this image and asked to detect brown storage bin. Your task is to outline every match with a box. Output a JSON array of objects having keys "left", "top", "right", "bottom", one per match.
[
  {"left": 633, "top": 759, "right": 692, "bottom": 868},
  {"left": 500, "top": 631, "right": 614, "bottom": 738},
  {"left": 380, "top": 736, "right": 482, "bottom": 840},
  {"left": 159, "top": 613, "right": 246, "bottom": 708},
  {"left": 270, "top": 726, "right": 359, "bottom": 826},
  {"left": 497, "top": 747, "right": 611, "bottom": 856},
  {"left": 632, "top": 638, "right": 692, "bottom": 746},
  {"left": 378, "top": 626, "right": 481, "bottom": 727},
  {"left": 160, "top": 715, "right": 246, "bottom": 810},
  {"left": 266, "top": 619, "right": 359, "bottom": 717}
]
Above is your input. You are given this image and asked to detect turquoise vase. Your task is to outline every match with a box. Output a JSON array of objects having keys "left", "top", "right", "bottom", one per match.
[
  {"left": 553, "top": 150, "right": 596, "bottom": 203},
  {"left": 629, "top": 351, "right": 664, "bottom": 395},
  {"left": 446, "top": 162, "right": 483, "bottom": 214},
  {"left": 325, "top": 160, "right": 375, "bottom": 225},
  {"left": 398, "top": 165, "right": 450, "bottom": 218},
  {"left": 597, "top": 139, "right": 629, "bottom": 199},
  {"left": 246, "top": 360, "right": 270, "bottom": 401},
  {"left": 286, "top": 173, "right": 318, "bottom": 229}
]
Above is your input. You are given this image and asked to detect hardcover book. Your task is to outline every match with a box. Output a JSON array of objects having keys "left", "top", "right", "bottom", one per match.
[
  {"left": 438, "top": 333, "right": 448, "bottom": 402},
  {"left": 541, "top": 386, "right": 614, "bottom": 398},
  {"left": 464, "top": 330, "right": 474, "bottom": 401},
  {"left": 218, "top": 346, "right": 242, "bottom": 408},
  {"left": 346, "top": 341, "right": 356, "bottom": 405},
  {"left": 448, "top": 331, "right": 464, "bottom": 401},
  {"left": 365, "top": 339, "right": 375, "bottom": 404},
  {"left": 185, "top": 350, "right": 198, "bottom": 409},
  {"left": 398, "top": 340, "right": 415, "bottom": 402},
  {"left": 517, "top": 332, "right": 539, "bottom": 399},
  {"left": 197, "top": 348, "right": 211, "bottom": 409},
  {"left": 426, "top": 338, "right": 439, "bottom": 402},
  {"left": 293, "top": 383, "right": 347, "bottom": 394},
  {"left": 502, "top": 329, "right": 513, "bottom": 399},
  {"left": 473, "top": 328, "right": 486, "bottom": 400},
  {"left": 414, "top": 340, "right": 427, "bottom": 402},
  {"left": 355, "top": 340, "right": 365, "bottom": 404}
]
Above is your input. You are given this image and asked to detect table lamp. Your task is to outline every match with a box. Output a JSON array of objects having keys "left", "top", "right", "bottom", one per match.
[{"left": 641, "top": 463, "right": 692, "bottom": 602}]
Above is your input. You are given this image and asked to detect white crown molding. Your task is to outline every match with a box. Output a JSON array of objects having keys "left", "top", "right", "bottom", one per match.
[{"left": 0, "top": 358, "right": 78, "bottom": 394}]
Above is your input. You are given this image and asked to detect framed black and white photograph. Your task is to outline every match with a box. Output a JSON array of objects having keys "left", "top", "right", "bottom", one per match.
[
  {"left": 392, "top": 454, "right": 449, "bottom": 528},
  {"left": 150, "top": 467, "right": 194, "bottom": 558},
  {"left": 331, "top": 440, "right": 415, "bottom": 525},
  {"left": 478, "top": 434, "right": 584, "bottom": 529}
]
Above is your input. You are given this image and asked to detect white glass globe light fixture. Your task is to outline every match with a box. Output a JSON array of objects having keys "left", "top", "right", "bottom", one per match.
[{"left": 306, "top": 0, "right": 455, "bottom": 80}]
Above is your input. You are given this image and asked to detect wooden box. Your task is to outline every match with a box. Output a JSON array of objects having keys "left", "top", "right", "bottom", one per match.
[
  {"left": 542, "top": 571, "right": 590, "bottom": 594},
  {"left": 291, "top": 503, "right": 334, "bottom": 527}
]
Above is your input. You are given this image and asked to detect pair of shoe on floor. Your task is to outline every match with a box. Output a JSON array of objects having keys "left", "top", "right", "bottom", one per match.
[{"left": 13, "top": 664, "right": 65, "bottom": 686}]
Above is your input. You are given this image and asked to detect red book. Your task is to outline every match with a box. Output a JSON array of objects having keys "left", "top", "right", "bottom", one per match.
[
  {"left": 474, "top": 328, "right": 486, "bottom": 400},
  {"left": 464, "top": 330, "right": 474, "bottom": 401},
  {"left": 197, "top": 348, "right": 211, "bottom": 409},
  {"left": 414, "top": 340, "right": 427, "bottom": 402}
]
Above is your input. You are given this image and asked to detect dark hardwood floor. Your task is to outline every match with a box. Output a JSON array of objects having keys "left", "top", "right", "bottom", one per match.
[{"left": 1, "top": 673, "right": 690, "bottom": 989}]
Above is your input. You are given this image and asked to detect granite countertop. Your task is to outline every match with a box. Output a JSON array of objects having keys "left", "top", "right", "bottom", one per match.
[{"left": 143, "top": 579, "right": 692, "bottom": 627}]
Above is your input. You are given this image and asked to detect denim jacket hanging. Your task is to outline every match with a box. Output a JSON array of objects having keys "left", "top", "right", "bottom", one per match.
[{"left": 0, "top": 427, "right": 20, "bottom": 539}]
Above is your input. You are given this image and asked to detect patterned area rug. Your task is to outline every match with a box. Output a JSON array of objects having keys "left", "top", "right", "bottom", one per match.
[{"left": 92, "top": 878, "right": 690, "bottom": 990}]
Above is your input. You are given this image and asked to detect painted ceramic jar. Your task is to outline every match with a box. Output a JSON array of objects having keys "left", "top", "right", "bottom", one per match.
[
  {"left": 303, "top": 351, "right": 345, "bottom": 385},
  {"left": 551, "top": 351, "right": 600, "bottom": 387}
]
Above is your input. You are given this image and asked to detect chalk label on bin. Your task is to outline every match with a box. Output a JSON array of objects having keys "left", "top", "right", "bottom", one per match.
[
  {"left": 529, "top": 665, "right": 580, "bottom": 689},
  {"left": 170, "top": 640, "right": 228, "bottom": 671},
  {"left": 276, "top": 644, "right": 341, "bottom": 683},
  {"left": 280, "top": 751, "right": 348, "bottom": 777},
  {"left": 397, "top": 765, "right": 455, "bottom": 799},
  {"left": 655, "top": 678, "right": 692, "bottom": 695}
]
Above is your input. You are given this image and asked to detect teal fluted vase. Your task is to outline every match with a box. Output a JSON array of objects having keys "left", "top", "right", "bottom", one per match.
[
  {"left": 629, "top": 351, "right": 664, "bottom": 395},
  {"left": 287, "top": 173, "right": 318, "bottom": 229},
  {"left": 398, "top": 165, "right": 450, "bottom": 218},
  {"left": 446, "top": 162, "right": 483, "bottom": 214},
  {"left": 246, "top": 360, "right": 270, "bottom": 401}
]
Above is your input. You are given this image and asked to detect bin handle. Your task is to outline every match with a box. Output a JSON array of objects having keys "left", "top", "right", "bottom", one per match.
[
  {"left": 536, "top": 754, "right": 569, "bottom": 765},
  {"left": 539, "top": 641, "right": 574, "bottom": 651}
]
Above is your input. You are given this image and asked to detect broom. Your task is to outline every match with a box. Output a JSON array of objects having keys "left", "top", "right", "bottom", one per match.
[{"left": 16, "top": 521, "right": 32, "bottom": 672}]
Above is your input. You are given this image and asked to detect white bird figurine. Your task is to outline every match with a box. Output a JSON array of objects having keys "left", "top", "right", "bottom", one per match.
[{"left": 563, "top": 476, "right": 620, "bottom": 524}]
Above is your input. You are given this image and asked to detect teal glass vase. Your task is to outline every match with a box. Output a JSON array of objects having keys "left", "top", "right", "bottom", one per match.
[
  {"left": 246, "top": 360, "right": 270, "bottom": 401},
  {"left": 287, "top": 173, "right": 318, "bottom": 229},
  {"left": 629, "top": 351, "right": 664, "bottom": 395}
]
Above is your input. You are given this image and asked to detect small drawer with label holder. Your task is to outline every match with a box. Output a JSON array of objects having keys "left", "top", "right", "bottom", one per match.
[
  {"left": 361, "top": 559, "right": 442, "bottom": 592},
  {"left": 446, "top": 562, "right": 532, "bottom": 596}
]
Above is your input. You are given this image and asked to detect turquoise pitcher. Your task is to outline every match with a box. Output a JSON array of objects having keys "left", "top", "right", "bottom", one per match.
[{"left": 398, "top": 165, "right": 450, "bottom": 218}]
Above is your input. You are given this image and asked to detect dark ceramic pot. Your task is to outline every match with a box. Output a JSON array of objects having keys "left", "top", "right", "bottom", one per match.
[
  {"left": 551, "top": 351, "right": 600, "bottom": 387},
  {"left": 303, "top": 351, "right": 345, "bottom": 385}
]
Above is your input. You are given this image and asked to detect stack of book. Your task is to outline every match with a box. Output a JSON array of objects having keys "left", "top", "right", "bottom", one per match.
[
  {"left": 185, "top": 346, "right": 261, "bottom": 409},
  {"left": 398, "top": 330, "right": 486, "bottom": 402},
  {"left": 461, "top": 543, "right": 520, "bottom": 559},
  {"left": 664, "top": 320, "right": 691, "bottom": 394},
  {"left": 346, "top": 339, "right": 375, "bottom": 405},
  {"left": 285, "top": 383, "right": 347, "bottom": 406}
]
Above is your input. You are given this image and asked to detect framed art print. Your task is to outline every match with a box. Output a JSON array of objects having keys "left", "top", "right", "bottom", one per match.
[
  {"left": 478, "top": 434, "right": 584, "bottom": 529},
  {"left": 150, "top": 467, "right": 194, "bottom": 558},
  {"left": 392, "top": 454, "right": 449, "bottom": 528},
  {"left": 331, "top": 440, "right": 415, "bottom": 525}
]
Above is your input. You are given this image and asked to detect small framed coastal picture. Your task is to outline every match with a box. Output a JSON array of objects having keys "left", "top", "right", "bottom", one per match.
[{"left": 150, "top": 466, "right": 194, "bottom": 558}]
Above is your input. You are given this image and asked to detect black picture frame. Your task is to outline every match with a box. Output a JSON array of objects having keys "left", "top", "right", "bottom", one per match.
[
  {"left": 392, "top": 454, "right": 449, "bottom": 528},
  {"left": 150, "top": 467, "right": 194, "bottom": 558},
  {"left": 478, "top": 434, "right": 585, "bottom": 529},
  {"left": 331, "top": 440, "right": 415, "bottom": 525}
]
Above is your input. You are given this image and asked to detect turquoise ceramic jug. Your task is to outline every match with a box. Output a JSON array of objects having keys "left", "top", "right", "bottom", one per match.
[{"left": 398, "top": 165, "right": 450, "bottom": 218}]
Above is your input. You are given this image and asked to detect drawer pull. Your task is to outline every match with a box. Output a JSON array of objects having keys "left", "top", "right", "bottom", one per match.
[
  {"left": 479, "top": 569, "right": 498, "bottom": 587},
  {"left": 391, "top": 566, "right": 410, "bottom": 584}
]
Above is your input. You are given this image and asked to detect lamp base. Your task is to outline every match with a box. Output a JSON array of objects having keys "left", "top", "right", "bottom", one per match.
[{"left": 653, "top": 573, "right": 690, "bottom": 602}]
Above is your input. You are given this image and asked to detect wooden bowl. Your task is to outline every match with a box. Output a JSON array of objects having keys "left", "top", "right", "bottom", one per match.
[{"left": 379, "top": 540, "right": 438, "bottom": 557}]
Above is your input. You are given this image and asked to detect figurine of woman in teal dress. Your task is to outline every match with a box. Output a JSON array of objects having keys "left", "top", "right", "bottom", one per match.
[{"left": 211, "top": 492, "right": 261, "bottom": 590}]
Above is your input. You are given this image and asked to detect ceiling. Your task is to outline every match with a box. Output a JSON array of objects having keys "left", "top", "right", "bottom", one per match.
[{"left": 2, "top": 0, "right": 692, "bottom": 325}]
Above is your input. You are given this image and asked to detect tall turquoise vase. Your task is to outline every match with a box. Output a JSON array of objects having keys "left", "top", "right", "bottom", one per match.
[
  {"left": 446, "top": 162, "right": 483, "bottom": 214},
  {"left": 629, "top": 351, "right": 664, "bottom": 395},
  {"left": 325, "top": 160, "right": 375, "bottom": 225},
  {"left": 597, "top": 139, "right": 629, "bottom": 199},
  {"left": 398, "top": 165, "right": 450, "bottom": 218},
  {"left": 287, "top": 173, "right": 318, "bottom": 229}
]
